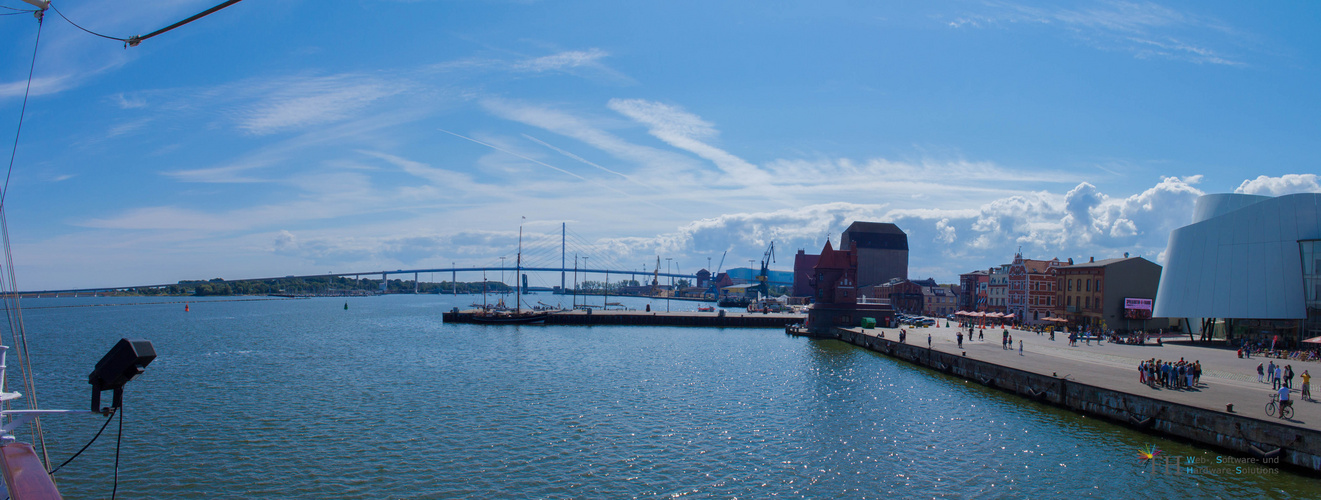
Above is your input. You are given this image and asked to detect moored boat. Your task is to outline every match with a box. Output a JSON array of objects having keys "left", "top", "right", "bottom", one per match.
[{"left": 467, "top": 311, "right": 550, "bottom": 324}]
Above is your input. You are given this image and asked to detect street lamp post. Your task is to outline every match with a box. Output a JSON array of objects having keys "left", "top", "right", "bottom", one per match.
[{"left": 665, "top": 257, "right": 673, "bottom": 312}]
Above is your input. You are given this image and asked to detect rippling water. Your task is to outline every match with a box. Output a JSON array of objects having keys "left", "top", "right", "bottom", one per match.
[{"left": 10, "top": 294, "right": 1318, "bottom": 498}]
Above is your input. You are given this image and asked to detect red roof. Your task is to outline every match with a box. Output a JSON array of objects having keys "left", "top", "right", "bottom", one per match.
[{"left": 814, "top": 240, "right": 854, "bottom": 270}]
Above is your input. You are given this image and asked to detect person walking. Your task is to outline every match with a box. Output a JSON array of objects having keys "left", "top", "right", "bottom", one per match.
[
  {"left": 1285, "top": 365, "right": 1295, "bottom": 389},
  {"left": 1257, "top": 363, "right": 1265, "bottom": 383},
  {"left": 1268, "top": 361, "right": 1277, "bottom": 386},
  {"left": 1275, "top": 365, "right": 1284, "bottom": 390},
  {"left": 957, "top": 331, "right": 964, "bottom": 348},
  {"left": 1018, "top": 339, "right": 1023, "bottom": 356},
  {"left": 928, "top": 333, "right": 932, "bottom": 348}
]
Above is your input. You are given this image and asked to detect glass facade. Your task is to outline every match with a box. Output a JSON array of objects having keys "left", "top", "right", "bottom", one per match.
[{"left": 1303, "top": 240, "right": 1321, "bottom": 341}]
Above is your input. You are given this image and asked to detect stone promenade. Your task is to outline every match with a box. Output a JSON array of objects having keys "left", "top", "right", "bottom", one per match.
[{"left": 859, "top": 321, "right": 1320, "bottom": 431}]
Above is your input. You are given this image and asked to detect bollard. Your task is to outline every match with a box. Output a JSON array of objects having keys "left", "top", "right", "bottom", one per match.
[{"left": 1226, "top": 404, "right": 1234, "bottom": 413}]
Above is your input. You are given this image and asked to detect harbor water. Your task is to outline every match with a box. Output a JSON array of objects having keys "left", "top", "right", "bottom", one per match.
[{"left": 11, "top": 294, "right": 1320, "bottom": 498}]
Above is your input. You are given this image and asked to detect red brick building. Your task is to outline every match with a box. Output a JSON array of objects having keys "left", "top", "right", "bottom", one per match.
[
  {"left": 1054, "top": 255, "right": 1165, "bottom": 331},
  {"left": 958, "top": 270, "right": 989, "bottom": 312},
  {"left": 804, "top": 240, "right": 892, "bottom": 335},
  {"left": 792, "top": 249, "right": 821, "bottom": 298},
  {"left": 869, "top": 279, "right": 925, "bottom": 314},
  {"left": 1007, "top": 252, "right": 1063, "bottom": 324}
]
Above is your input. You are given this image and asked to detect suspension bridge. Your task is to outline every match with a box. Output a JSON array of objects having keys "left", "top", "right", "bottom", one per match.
[{"left": 19, "top": 223, "right": 713, "bottom": 296}]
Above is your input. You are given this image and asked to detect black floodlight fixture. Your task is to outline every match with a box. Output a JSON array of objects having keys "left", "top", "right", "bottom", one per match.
[{"left": 88, "top": 338, "right": 156, "bottom": 412}]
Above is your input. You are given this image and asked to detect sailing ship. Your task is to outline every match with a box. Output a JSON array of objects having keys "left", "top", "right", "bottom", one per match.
[{"left": 467, "top": 220, "right": 549, "bottom": 324}]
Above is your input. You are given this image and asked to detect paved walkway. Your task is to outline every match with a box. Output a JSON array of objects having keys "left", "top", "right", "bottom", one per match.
[{"left": 859, "top": 321, "right": 1321, "bottom": 431}]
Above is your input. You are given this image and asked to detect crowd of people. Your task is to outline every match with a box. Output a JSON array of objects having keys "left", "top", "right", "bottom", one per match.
[
  {"left": 1237, "top": 338, "right": 1321, "bottom": 363},
  {"left": 1138, "top": 358, "right": 1202, "bottom": 390},
  {"left": 1240, "top": 347, "right": 1321, "bottom": 362},
  {"left": 1107, "top": 331, "right": 1150, "bottom": 345},
  {"left": 1259, "top": 360, "right": 1313, "bottom": 403}
]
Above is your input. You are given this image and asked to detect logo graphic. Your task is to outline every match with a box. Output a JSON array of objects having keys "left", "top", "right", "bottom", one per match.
[{"left": 1137, "top": 444, "right": 1161, "bottom": 462}]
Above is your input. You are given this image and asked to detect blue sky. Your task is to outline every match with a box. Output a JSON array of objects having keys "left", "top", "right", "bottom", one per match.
[{"left": 1, "top": 0, "right": 1319, "bottom": 290}]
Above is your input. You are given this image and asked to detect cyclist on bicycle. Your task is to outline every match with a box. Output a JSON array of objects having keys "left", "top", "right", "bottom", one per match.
[{"left": 1278, "top": 385, "right": 1292, "bottom": 419}]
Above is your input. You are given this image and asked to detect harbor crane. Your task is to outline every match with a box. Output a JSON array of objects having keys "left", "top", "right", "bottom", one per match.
[
  {"left": 756, "top": 242, "right": 776, "bottom": 297},
  {"left": 705, "top": 250, "right": 728, "bottom": 299},
  {"left": 650, "top": 256, "right": 661, "bottom": 297}
]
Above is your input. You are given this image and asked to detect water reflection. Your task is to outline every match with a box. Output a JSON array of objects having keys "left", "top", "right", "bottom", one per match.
[{"left": 10, "top": 294, "right": 1318, "bottom": 498}]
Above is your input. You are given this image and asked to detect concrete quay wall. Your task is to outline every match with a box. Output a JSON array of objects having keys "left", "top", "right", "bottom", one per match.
[
  {"left": 825, "top": 327, "right": 1321, "bottom": 473},
  {"left": 444, "top": 310, "right": 802, "bottom": 328}
]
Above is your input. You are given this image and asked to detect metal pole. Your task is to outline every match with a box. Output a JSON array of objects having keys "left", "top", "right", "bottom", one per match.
[
  {"left": 666, "top": 258, "right": 672, "bottom": 312},
  {"left": 561, "top": 222, "right": 566, "bottom": 293}
]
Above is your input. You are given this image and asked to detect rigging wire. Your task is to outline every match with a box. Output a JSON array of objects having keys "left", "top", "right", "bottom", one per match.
[
  {"left": 0, "top": 12, "right": 51, "bottom": 470},
  {"left": 127, "top": 0, "right": 243, "bottom": 47},
  {"left": 39, "top": 0, "right": 244, "bottom": 47},
  {"left": 1, "top": 10, "right": 42, "bottom": 210},
  {"left": 48, "top": 2, "right": 127, "bottom": 42}
]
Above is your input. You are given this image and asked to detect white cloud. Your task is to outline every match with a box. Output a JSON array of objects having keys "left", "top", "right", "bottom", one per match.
[
  {"left": 541, "top": 175, "right": 1203, "bottom": 281},
  {"left": 113, "top": 93, "right": 147, "bottom": 109},
  {"left": 947, "top": 1, "right": 1246, "bottom": 66},
  {"left": 513, "top": 48, "right": 609, "bottom": 72},
  {"left": 1233, "top": 174, "right": 1321, "bottom": 196},
  {"left": 274, "top": 230, "right": 298, "bottom": 252},
  {"left": 935, "top": 218, "right": 957, "bottom": 244},
  {"left": 0, "top": 75, "right": 80, "bottom": 99},
  {"left": 607, "top": 98, "right": 773, "bottom": 186},
  {"left": 238, "top": 75, "right": 401, "bottom": 135},
  {"left": 480, "top": 98, "right": 704, "bottom": 182},
  {"left": 431, "top": 48, "right": 632, "bottom": 84}
]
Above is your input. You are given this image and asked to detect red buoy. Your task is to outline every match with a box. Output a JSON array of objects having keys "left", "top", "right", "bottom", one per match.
[{"left": 185, "top": 303, "right": 190, "bottom": 312}]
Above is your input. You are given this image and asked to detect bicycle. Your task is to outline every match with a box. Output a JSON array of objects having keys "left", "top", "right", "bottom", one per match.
[{"left": 1266, "top": 393, "right": 1294, "bottom": 419}]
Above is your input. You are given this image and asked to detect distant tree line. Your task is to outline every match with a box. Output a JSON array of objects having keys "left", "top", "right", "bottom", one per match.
[{"left": 115, "top": 276, "right": 516, "bottom": 296}]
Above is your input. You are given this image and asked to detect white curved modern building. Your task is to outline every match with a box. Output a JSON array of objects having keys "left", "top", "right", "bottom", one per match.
[{"left": 1154, "top": 193, "right": 1321, "bottom": 346}]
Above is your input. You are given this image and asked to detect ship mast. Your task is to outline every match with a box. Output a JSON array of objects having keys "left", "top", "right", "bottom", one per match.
[{"left": 516, "top": 218, "right": 523, "bottom": 314}]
